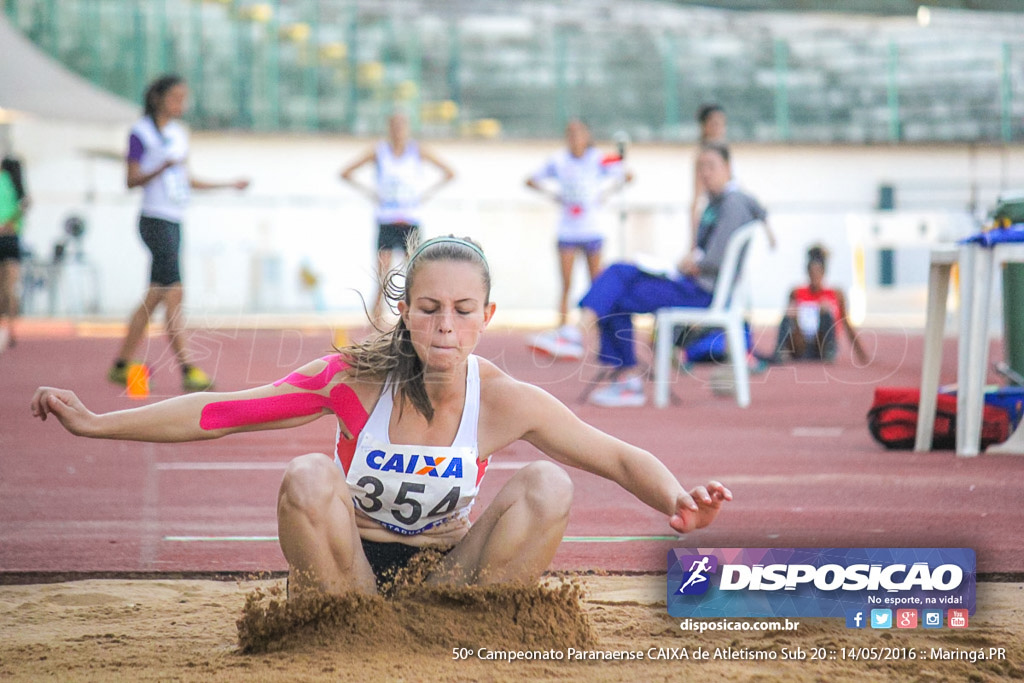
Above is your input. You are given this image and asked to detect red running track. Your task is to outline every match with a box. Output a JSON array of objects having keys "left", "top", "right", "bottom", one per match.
[{"left": 2, "top": 323, "right": 1022, "bottom": 579}]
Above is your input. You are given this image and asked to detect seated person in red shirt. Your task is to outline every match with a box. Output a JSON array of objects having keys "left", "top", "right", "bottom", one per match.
[{"left": 773, "top": 244, "right": 867, "bottom": 364}]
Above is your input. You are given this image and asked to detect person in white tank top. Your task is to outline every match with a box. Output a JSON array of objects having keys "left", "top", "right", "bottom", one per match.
[
  {"left": 341, "top": 354, "right": 484, "bottom": 538},
  {"left": 526, "top": 119, "right": 633, "bottom": 331},
  {"left": 32, "top": 236, "right": 731, "bottom": 599},
  {"left": 340, "top": 113, "right": 456, "bottom": 328},
  {"left": 108, "top": 75, "right": 250, "bottom": 393}
]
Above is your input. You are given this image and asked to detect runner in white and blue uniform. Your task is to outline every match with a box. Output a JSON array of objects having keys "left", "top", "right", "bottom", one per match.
[
  {"left": 340, "top": 113, "right": 455, "bottom": 328},
  {"left": 526, "top": 119, "right": 633, "bottom": 357}
]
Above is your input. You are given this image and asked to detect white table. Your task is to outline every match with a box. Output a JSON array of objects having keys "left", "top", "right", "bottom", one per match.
[{"left": 915, "top": 241, "right": 1024, "bottom": 456}]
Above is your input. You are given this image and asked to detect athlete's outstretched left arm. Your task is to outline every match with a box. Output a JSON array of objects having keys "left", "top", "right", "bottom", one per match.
[
  {"left": 508, "top": 381, "right": 731, "bottom": 533},
  {"left": 31, "top": 356, "right": 365, "bottom": 444}
]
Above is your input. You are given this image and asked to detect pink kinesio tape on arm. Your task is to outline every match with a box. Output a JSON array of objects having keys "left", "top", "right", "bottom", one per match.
[
  {"left": 199, "top": 355, "right": 368, "bottom": 433},
  {"left": 199, "top": 392, "right": 328, "bottom": 430}
]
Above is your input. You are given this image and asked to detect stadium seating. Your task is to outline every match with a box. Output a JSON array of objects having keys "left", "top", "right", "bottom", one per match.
[{"left": 3, "top": 0, "right": 1021, "bottom": 142}]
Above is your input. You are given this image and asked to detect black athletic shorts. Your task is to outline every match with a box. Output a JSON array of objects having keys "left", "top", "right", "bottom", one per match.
[
  {"left": 376, "top": 222, "right": 419, "bottom": 253},
  {"left": 0, "top": 235, "right": 20, "bottom": 262},
  {"left": 139, "top": 215, "right": 182, "bottom": 286},
  {"left": 361, "top": 539, "right": 450, "bottom": 592}
]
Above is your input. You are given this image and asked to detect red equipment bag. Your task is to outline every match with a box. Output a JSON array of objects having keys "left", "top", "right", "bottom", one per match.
[{"left": 866, "top": 386, "right": 1011, "bottom": 451}]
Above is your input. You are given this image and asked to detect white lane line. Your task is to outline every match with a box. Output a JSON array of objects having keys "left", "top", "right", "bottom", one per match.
[
  {"left": 791, "top": 427, "right": 845, "bottom": 438},
  {"left": 163, "top": 534, "right": 679, "bottom": 543},
  {"left": 165, "top": 536, "right": 280, "bottom": 542},
  {"left": 156, "top": 462, "right": 287, "bottom": 470}
]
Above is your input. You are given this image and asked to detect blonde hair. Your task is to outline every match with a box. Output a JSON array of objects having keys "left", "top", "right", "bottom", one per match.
[{"left": 340, "top": 235, "right": 490, "bottom": 421}]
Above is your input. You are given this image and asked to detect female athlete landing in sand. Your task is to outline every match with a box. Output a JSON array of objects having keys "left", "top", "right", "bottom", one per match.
[{"left": 32, "top": 236, "right": 730, "bottom": 598}]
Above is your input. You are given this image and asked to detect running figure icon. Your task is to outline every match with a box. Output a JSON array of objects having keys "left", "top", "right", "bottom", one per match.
[{"left": 678, "top": 556, "right": 713, "bottom": 593}]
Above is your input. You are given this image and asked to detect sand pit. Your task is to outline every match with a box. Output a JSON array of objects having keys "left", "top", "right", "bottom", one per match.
[
  {"left": 2, "top": 575, "right": 1022, "bottom": 682},
  {"left": 236, "top": 577, "right": 595, "bottom": 655}
]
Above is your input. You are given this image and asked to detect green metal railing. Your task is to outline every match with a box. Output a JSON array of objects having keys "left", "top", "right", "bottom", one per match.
[{"left": 3, "top": 0, "right": 1021, "bottom": 142}]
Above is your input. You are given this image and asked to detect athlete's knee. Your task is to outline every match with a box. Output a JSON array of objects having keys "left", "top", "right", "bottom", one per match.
[
  {"left": 279, "top": 453, "right": 349, "bottom": 521},
  {"left": 519, "top": 461, "right": 574, "bottom": 519}
]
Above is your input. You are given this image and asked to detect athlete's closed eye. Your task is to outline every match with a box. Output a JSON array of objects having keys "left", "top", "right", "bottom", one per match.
[{"left": 416, "top": 305, "right": 477, "bottom": 316}]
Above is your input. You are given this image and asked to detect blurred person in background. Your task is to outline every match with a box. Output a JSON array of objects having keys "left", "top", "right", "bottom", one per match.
[
  {"left": 108, "top": 75, "right": 249, "bottom": 393},
  {"left": 689, "top": 103, "right": 727, "bottom": 247},
  {"left": 526, "top": 119, "right": 633, "bottom": 359},
  {"left": 0, "top": 154, "right": 30, "bottom": 352},
  {"left": 688, "top": 104, "right": 774, "bottom": 251},
  {"left": 543, "top": 143, "right": 766, "bottom": 407},
  {"left": 340, "top": 112, "right": 456, "bottom": 329},
  {"left": 681, "top": 104, "right": 773, "bottom": 375},
  {"left": 773, "top": 243, "right": 868, "bottom": 364}
]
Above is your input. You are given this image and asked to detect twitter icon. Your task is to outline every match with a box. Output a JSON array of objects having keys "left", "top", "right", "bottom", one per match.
[{"left": 870, "top": 609, "right": 892, "bottom": 629}]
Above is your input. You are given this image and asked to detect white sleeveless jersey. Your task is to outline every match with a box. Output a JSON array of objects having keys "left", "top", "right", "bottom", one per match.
[
  {"left": 340, "top": 355, "right": 488, "bottom": 535},
  {"left": 375, "top": 140, "right": 422, "bottom": 225},
  {"left": 531, "top": 147, "right": 625, "bottom": 242},
  {"left": 129, "top": 117, "right": 190, "bottom": 222}
]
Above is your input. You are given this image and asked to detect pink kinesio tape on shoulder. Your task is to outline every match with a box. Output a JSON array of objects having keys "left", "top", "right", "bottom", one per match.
[
  {"left": 199, "top": 355, "right": 368, "bottom": 433},
  {"left": 273, "top": 354, "right": 348, "bottom": 390}
]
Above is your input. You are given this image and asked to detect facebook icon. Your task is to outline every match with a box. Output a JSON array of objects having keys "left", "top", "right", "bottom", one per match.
[{"left": 845, "top": 609, "right": 867, "bottom": 629}]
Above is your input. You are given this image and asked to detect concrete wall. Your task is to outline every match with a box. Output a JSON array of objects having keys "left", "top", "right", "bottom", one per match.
[{"left": 10, "top": 119, "right": 1023, "bottom": 328}]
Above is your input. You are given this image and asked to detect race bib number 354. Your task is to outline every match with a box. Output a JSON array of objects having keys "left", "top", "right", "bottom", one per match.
[{"left": 347, "top": 441, "right": 480, "bottom": 535}]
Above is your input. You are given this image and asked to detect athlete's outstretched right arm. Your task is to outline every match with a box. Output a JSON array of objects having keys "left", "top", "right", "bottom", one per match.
[
  {"left": 31, "top": 387, "right": 303, "bottom": 442},
  {"left": 31, "top": 356, "right": 367, "bottom": 443},
  {"left": 480, "top": 368, "right": 731, "bottom": 535}
]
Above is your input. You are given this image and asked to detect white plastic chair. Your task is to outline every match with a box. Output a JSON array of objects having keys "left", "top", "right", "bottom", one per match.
[{"left": 652, "top": 220, "right": 763, "bottom": 408}]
